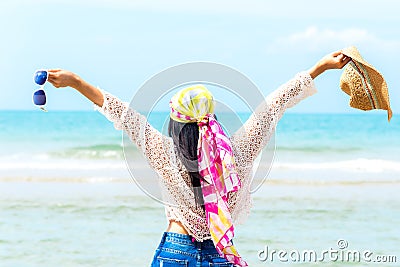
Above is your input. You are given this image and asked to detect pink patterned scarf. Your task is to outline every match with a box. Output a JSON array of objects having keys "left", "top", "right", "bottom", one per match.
[{"left": 169, "top": 85, "right": 248, "bottom": 266}]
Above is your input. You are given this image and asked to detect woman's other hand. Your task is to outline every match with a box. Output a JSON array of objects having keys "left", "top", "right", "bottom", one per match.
[
  {"left": 47, "top": 69, "right": 103, "bottom": 106},
  {"left": 308, "top": 51, "right": 351, "bottom": 79},
  {"left": 47, "top": 69, "right": 82, "bottom": 89}
]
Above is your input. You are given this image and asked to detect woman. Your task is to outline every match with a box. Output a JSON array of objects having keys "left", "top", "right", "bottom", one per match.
[{"left": 47, "top": 51, "right": 350, "bottom": 266}]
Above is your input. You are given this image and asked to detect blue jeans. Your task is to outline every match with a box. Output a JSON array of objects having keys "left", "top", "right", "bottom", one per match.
[{"left": 150, "top": 232, "right": 234, "bottom": 267}]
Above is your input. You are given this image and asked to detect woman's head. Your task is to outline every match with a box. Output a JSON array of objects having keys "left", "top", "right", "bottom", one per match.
[{"left": 169, "top": 84, "right": 215, "bottom": 123}]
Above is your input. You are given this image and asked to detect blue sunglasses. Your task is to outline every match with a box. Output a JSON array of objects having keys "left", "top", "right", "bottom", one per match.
[{"left": 33, "top": 70, "right": 48, "bottom": 112}]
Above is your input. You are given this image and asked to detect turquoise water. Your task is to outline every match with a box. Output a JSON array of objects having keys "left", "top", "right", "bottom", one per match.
[
  {"left": 0, "top": 110, "right": 399, "bottom": 266},
  {"left": 2, "top": 111, "right": 399, "bottom": 160},
  {"left": 1, "top": 111, "right": 399, "bottom": 182}
]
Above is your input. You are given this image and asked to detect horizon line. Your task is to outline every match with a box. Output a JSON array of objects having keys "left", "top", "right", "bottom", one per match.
[{"left": 0, "top": 109, "right": 396, "bottom": 116}]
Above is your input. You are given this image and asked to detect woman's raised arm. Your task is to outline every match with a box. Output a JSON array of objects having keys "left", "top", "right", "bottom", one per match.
[
  {"left": 230, "top": 50, "right": 351, "bottom": 166},
  {"left": 47, "top": 69, "right": 104, "bottom": 107},
  {"left": 47, "top": 69, "right": 172, "bottom": 174}
]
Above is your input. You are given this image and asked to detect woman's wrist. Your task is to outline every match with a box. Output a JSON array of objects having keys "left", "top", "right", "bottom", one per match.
[
  {"left": 308, "top": 61, "right": 326, "bottom": 79},
  {"left": 70, "top": 74, "right": 83, "bottom": 90},
  {"left": 71, "top": 75, "right": 104, "bottom": 107}
]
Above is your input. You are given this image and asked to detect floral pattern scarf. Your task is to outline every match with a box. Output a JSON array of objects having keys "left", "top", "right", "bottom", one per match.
[{"left": 169, "top": 85, "right": 248, "bottom": 266}]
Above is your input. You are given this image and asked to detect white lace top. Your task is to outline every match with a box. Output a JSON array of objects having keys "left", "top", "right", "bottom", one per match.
[{"left": 94, "top": 71, "right": 317, "bottom": 241}]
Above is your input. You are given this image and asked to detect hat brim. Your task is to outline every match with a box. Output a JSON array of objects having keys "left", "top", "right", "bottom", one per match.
[{"left": 340, "top": 46, "right": 393, "bottom": 121}]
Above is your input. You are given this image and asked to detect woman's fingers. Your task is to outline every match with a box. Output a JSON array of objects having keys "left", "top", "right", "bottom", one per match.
[
  {"left": 47, "top": 78, "right": 60, "bottom": 88},
  {"left": 46, "top": 69, "right": 79, "bottom": 88},
  {"left": 334, "top": 53, "right": 352, "bottom": 69},
  {"left": 47, "top": 70, "right": 62, "bottom": 88},
  {"left": 331, "top": 50, "right": 343, "bottom": 57},
  {"left": 336, "top": 55, "right": 351, "bottom": 69},
  {"left": 336, "top": 54, "right": 345, "bottom": 62},
  {"left": 341, "top": 56, "right": 352, "bottom": 68}
]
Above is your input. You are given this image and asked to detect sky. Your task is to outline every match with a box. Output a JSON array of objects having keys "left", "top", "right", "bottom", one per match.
[{"left": 0, "top": 0, "right": 399, "bottom": 114}]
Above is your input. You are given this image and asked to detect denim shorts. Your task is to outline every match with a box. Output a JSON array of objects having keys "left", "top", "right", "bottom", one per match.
[{"left": 150, "top": 232, "right": 234, "bottom": 267}]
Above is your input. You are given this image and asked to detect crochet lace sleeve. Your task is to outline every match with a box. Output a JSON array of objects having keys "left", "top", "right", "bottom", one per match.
[
  {"left": 231, "top": 71, "right": 317, "bottom": 166},
  {"left": 93, "top": 89, "right": 171, "bottom": 171}
]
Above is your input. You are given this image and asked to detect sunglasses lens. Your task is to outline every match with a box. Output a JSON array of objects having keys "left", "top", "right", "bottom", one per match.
[
  {"left": 34, "top": 70, "right": 48, "bottom": 85},
  {"left": 33, "top": 89, "right": 46, "bottom": 105}
]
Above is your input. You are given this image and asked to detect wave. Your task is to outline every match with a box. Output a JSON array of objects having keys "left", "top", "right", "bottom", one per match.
[
  {"left": 0, "top": 176, "right": 129, "bottom": 183},
  {"left": 276, "top": 145, "right": 363, "bottom": 153},
  {"left": 0, "top": 143, "right": 143, "bottom": 161},
  {"left": 1, "top": 157, "right": 399, "bottom": 173},
  {"left": 49, "top": 144, "right": 126, "bottom": 159},
  {"left": 1, "top": 175, "right": 399, "bottom": 185},
  {"left": 0, "top": 160, "right": 126, "bottom": 170},
  {"left": 271, "top": 158, "right": 400, "bottom": 173},
  {"left": 260, "top": 179, "right": 400, "bottom": 186}
]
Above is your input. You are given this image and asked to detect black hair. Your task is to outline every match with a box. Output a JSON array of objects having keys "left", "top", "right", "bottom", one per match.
[{"left": 168, "top": 118, "right": 205, "bottom": 209}]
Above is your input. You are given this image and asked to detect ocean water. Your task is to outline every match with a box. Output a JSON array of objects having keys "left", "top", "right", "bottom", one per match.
[{"left": 0, "top": 110, "right": 399, "bottom": 266}]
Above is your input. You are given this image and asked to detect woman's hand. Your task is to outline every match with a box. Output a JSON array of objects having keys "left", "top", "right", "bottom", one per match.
[
  {"left": 308, "top": 51, "right": 351, "bottom": 79},
  {"left": 47, "top": 69, "right": 104, "bottom": 107},
  {"left": 47, "top": 69, "right": 82, "bottom": 89}
]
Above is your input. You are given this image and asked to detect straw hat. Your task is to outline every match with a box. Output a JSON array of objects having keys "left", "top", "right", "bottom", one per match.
[{"left": 340, "top": 46, "right": 392, "bottom": 121}]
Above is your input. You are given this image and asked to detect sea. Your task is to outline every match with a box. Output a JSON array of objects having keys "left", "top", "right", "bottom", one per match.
[{"left": 0, "top": 110, "right": 399, "bottom": 266}]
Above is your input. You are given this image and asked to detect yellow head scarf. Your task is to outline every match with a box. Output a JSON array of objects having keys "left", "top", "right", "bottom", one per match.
[{"left": 169, "top": 85, "right": 215, "bottom": 123}]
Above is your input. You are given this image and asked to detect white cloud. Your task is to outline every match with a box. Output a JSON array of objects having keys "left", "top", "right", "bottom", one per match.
[{"left": 266, "top": 26, "right": 400, "bottom": 54}]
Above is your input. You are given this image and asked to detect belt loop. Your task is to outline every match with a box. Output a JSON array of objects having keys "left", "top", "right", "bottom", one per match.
[{"left": 161, "top": 232, "right": 168, "bottom": 245}]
